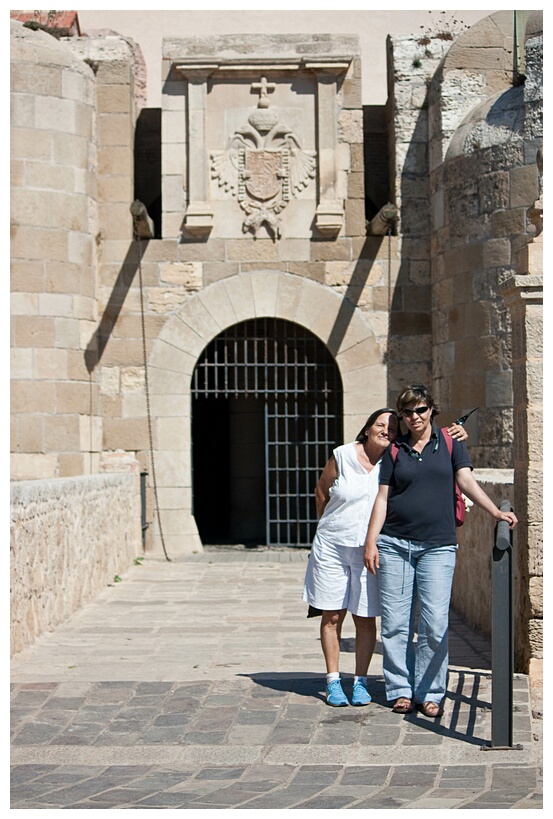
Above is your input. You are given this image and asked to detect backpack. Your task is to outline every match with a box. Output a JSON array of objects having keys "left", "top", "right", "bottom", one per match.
[{"left": 390, "top": 428, "right": 466, "bottom": 527}]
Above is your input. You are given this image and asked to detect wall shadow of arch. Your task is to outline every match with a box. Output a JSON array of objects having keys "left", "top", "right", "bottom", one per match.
[{"left": 84, "top": 240, "right": 149, "bottom": 372}]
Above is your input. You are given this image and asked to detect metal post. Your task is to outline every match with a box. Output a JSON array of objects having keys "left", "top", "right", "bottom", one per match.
[
  {"left": 484, "top": 499, "right": 523, "bottom": 750},
  {"left": 140, "top": 471, "right": 149, "bottom": 547}
]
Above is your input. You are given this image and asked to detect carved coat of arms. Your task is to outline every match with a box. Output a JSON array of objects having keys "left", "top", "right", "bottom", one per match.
[{"left": 211, "top": 77, "right": 316, "bottom": 239}]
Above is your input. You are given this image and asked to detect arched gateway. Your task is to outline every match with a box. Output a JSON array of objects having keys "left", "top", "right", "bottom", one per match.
[
  {"left": 148, "top": 271, "right": 386, "bottom": 555},
  {"left": 192, "top": 318, "right": 342, "bottom": 546}
]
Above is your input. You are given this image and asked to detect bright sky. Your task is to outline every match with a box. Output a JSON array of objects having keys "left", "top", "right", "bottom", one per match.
[{"left": 75, "top": 7, "right": 498, "bottom": 107}]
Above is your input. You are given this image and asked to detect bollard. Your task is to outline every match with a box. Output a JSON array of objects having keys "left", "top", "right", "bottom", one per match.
[
  {"left": 483, "top": 499, "right": 523, "bottom": 750},
  {"left": 140, "top": 471, "right": 149, "bottom": 547}
]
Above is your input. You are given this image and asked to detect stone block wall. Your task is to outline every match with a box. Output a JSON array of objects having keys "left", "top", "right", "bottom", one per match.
[
  {"left": 451, "top": 471, "right": 514, "bottom": 637},
  {"left": 511, "top": 23, "right": 543, "bottom": 668},
  {"left": 67, "top": 34, "right": 137, "bottom": 248},
  {"left": 432, "top": 141, "right": 529, "bottom": 468},
  {"left": 82, "top": 33, "right": 396, "bottom": 553},
  {"left": 495, "top": 21, "right": 543, "bottom": 670},
  {"left": 384, "top": 16, "right": 514, "bottom": 404},
  {"left": 10, "top": 471, "right": 141, "bottom": 657},
  {"left": 426, "top": 12, "right": 536, "bottom": 468},
  {"left": 386, "top": 11, "right": 542, "bottom": 667},
  {"left": 383, "top": 34, "right": 452, "bottom": 399},
  {"left": 10, "top": 21, "right": 100, "bottom": 480},
  {"left": 146, "top": 269, "right": 389, "bottom": 554},
  {"left": 385, "top": 12, "right": 534, "bottom": 457},
  {"left": 91, "top": 242, "right": 395, "bottom": 556},
  {"left": 9, "top": 15, "right": 542, "bottom": 666},
  {"left": 10, "top": 27, "right": 396, "bottom": 555},
  {"left": 432, "top": 12, "right": 542, "bottom": 667}
]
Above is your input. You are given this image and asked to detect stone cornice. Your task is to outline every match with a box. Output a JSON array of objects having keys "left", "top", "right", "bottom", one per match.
[
  {"left": 163, "top": 33, "right": 359, "bottom": 64},
  {"left": 173, "top": 57, "right": 352, "bottom": 73}
]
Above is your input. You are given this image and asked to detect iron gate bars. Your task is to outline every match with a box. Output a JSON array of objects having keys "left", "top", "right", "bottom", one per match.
[{"left": 191, "top": 318, "right": 343, "bottom": 546}]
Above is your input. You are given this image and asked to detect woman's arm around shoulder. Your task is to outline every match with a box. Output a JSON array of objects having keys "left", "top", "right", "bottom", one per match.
[
  {"left": 363, "top": 484, "right": 391, "bottom": 574},
  {"left": 446, "top": 422, "right": 468, "bottom": 441},
  {"left": 314, "top": 455, "right": 338, "bottom": 519}
]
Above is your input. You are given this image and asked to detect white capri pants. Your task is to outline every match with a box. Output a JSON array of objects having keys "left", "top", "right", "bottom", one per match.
[{"left": 302, "top": 537, "right": 381, "bottom": 617}]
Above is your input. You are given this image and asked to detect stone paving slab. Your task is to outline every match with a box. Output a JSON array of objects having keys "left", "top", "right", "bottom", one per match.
[
  {"left": 9, "top": 759, "right": 542, "bottom": 809},
  {"left": 10, "top": 552, "right": 543, "bottom": 809}
]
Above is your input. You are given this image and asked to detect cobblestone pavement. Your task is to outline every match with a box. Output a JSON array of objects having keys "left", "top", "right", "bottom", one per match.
[{"left": 10, "top": 550, "right": 543, "bottom": 809}]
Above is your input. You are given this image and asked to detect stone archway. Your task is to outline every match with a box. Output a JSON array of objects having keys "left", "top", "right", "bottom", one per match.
[
  {"left": 147, "top": 270, "right": 386, "bottom": 555},
  {"left": 191, "top": 317, "right": 344, "bottom": 547}
]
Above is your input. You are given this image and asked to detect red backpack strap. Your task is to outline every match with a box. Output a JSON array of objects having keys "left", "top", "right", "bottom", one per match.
[
  {"left": 441, "top": 427, "right": 453, "bottom": 456},
  {"left": 441, "top": 428, "right": 466, "bottom": 527},
  {"left": 390, "top": 442, "right": 400, "bottom": 462}
]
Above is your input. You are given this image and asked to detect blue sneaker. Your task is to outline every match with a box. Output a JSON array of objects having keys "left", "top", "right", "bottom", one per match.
[
  {"left": 326, "top": 678, "right": 349, "bottom": 706},
  {"left": 351, "top": 680, "right": 372, "bottom": 706}
]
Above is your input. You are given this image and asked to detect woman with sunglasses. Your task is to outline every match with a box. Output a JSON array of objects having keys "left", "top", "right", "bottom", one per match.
[
  {"left": 303, "top": 407, "right": 468, "bottom": 707},
  {"left": 363, "top": 384, "right": 517, "bottom": 717}
]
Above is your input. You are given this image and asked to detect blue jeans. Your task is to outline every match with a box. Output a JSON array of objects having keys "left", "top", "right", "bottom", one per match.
[{"left": 377, "top": 534, "right": 458, "bottom": 705}]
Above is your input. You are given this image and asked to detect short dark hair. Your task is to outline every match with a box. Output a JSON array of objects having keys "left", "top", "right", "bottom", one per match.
[
  {"left": 396, "top": 384, "right": 440, "bottom": 418},
  {"left": 355, "top": 408, "right": 398, "bottom": 443}
]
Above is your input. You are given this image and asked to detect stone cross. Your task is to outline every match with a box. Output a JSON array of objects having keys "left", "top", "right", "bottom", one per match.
[{"left": 252, "top": 76, "right": 275, "bottom": 107}]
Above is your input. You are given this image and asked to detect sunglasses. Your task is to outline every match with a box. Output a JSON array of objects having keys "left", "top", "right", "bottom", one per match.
[{"left": 401, "top": 406, "right": 430, "bottom": 418}]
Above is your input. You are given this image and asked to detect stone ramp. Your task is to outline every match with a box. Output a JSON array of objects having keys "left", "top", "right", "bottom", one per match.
[{"left": 10, "top": 552, "right": 542, "bottom": 809}]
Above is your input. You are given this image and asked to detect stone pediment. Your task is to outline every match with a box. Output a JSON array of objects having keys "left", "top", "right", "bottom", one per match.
[{"left": 161, "top": 34, "right": 360, "bottom": 240}]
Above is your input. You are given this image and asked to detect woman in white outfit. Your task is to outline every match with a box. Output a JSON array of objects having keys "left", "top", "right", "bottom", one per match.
[{"left": 303, "top": 408, "right": 467, "bottom": 707}]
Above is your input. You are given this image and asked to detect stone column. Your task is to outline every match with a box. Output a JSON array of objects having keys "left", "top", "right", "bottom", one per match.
[
  {"left": 177, "top": 66, "right": 215, "bottom": 236},
  {"left": 11, "top": 24, "right": 101, "bottom": 480},
  {"left": 307, "top": 63, "right": 348, "bottom": 234},
  {"left": 499, "top": 223, "right": 543, "bottom": 671}
]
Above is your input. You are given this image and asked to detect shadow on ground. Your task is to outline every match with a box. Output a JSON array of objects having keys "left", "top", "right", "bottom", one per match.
[
  {"left": 238, "top": 671, "right": 388, "bottom": 707},
  {"left": 238, "top": 669, "right": 491, "bottom": 746}
]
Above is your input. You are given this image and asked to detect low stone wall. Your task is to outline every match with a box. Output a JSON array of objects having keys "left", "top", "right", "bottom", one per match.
[
  {"left": 10, "top": 472, "right": 142, "bottom": 657},
  {"left": 451, "top": 470, "right": 515, "bottom": 639}
]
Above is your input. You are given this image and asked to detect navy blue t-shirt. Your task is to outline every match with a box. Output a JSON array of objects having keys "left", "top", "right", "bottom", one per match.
[{"left": 379, "top": 426, "right": 473, "bottom": 545}]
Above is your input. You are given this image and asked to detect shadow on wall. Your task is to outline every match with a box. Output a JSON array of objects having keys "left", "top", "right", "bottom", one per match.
[
  {"left": 85, "top": 239, "right": 149, "bottom": 373},
  {"left": 389, "top": 89, "right": 433, "bottom": 399},
  {"left": 324, "top": 235, "right": 385, "bottom": 356}
]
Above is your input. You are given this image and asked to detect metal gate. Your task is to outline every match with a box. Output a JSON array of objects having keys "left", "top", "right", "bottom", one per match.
[{"left": 191, "top": 318, "right": 343, "bottom": 546}]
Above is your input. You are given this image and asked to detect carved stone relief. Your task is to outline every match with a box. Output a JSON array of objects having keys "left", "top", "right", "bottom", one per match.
[
  {"left": 210, "top": 77, "right": 316, "bottom": 239},
  {"left": 164, "top": 36, "right": 358, "bottom": 240}
]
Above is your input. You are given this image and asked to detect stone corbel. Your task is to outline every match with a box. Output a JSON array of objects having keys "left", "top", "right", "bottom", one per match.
[
  {"left": 183, "top": 202, "right": 213, "bottom": 237},
  {"left": 314, "top": 202, "right": 345, "bottom": 233},
  {"left": 176, "top": 65, "right": 217, "bottom": 236},
  {"left": 306, "top": 62, "right": 349, "bottom": 236},
  {"left": 367, "top": 202, "right": 397, "bottom": 236},
  {"left": 499, "top": 274, "right": 543, "bottom": 307},
  {"left": 513, "top": 195, "right": 543, "bottom": 277}
]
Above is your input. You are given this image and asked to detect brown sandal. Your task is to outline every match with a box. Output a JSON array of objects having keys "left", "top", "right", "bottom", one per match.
[
  {"left": 417, "top": 701, "right": 444, "bottom": 718},
  {"left": 392, "top": 697, "right": 414, "bottom": 713}
]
